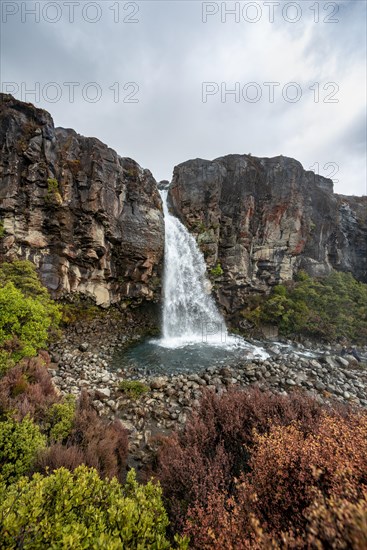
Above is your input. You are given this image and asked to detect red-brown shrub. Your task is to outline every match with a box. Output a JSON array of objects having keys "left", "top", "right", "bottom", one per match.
[
  {"left": 184, "top": 488, "right": 367, "bottom": 550},
  {"left": 34, "top": 443, "right": 85, "bottom": 473},
  {"left": 177, "top": 397, "right": 367, "bottom": 549},
  {"left": 0, "top": 355, "right": 59, "bottom": 422},
  {"left": 34, "top": 392, "right": 129, "bottom": 482},
  {"left": 243, "top": 412, "right": 367, "bottom": 535},
  {"left": 155, "top": 387, "right": 335, "bottom": 531},
  {"left": 183, "top": 484, "right": 277, "bottom": 550},
  {"left": 305, "top": 493, "right": 367, "bottom": 549}
]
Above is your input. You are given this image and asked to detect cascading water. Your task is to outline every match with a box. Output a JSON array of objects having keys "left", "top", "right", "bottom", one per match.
[
  {"left": 111, "top": 185, "right": 269, "bottom": 375},
  {"left": 159, "top": 189, "right": 226, "bottom": 347}
]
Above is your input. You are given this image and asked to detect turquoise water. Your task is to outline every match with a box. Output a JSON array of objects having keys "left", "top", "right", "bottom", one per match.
[{"left": 111, "top": 336, "right": 269, "bottom": 376}]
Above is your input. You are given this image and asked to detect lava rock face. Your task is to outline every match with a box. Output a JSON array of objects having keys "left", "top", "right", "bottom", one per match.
[
  {"left": 169, "top": 154, "right": 367, "bottom": 317},
  {"left": 0, "top": 95, "right": 164, "bottom": 306}
]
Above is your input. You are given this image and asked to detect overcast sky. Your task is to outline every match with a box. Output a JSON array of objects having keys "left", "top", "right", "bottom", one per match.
[{"left": 1, "top": 0, "right": 366, "bottom": 195}]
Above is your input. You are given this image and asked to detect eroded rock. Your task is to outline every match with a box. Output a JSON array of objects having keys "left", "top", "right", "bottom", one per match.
[
  {"left": 168, "top": 154, "right": 367, "bottom": 318},
  {"left": 0, "top": 94, "right": 164, "bottom": 307}
]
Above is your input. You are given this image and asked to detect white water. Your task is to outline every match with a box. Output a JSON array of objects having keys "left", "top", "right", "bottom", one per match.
[
  {"left": 156, "top": 190, "right": 268, "bottom": 359},
  {"left": 159, "top": 189, "right": 226, "bottom": 347}
]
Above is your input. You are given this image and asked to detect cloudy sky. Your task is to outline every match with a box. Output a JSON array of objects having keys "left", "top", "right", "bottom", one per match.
[{"left": 1, "top": 0, "right": 366, "bottom": 195}]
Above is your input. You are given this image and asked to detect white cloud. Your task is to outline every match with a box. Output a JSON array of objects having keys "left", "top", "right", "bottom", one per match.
[{"left": 1, "top": 0, "right": 366, "bottom": 195}]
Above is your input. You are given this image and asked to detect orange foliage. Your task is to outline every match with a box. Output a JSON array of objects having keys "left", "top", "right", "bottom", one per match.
[
  {"left": 155, "top": 387, "right": 367, "bottom": 549},
  {"left": 245, "top": 412, "right": 367, "bottom": 535}
]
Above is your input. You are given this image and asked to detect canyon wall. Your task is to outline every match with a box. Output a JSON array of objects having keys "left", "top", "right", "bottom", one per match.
[
  {"left": 1, "top": 96, "right": 366, "bottom": 319},
  {"left": 0, "top": 94, "right": 164, "bottom": 307},
  {"left": 169, "top": 154, "right": 367, "bottom": 318}
]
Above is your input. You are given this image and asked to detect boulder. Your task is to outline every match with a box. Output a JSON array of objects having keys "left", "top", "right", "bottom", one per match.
[
  {"left": 336, "top": 356, "right": 349, "bottom": 367},
  {"left": 150, "top": 377, "right": 168, "bottom": 390},
  {"left": 95, "top": 387, "right": 111, "bottom": 400}
]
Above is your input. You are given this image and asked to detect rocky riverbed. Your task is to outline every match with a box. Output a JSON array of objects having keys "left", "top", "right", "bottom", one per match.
[{"left": 49, "top": 321, "right": 367, "bottom": 468}]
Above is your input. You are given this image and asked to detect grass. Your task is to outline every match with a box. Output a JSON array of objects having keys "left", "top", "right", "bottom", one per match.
[{"left": 118, "top": 380, "right": 149, "bottom": 399}]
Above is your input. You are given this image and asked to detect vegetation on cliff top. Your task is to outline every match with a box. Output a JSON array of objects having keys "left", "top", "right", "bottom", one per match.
[{"left": 242, "top": 270, "right": 367, "bottom": 343}]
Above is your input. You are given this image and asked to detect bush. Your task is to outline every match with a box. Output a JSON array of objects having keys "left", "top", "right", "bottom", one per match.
[
  {"left": 0, "top": 262, "right": 61, "bottom": 373},
  {"left": 60, "top": 302, "right": 102, "bottom": 326},
  {"left": 0, "top": 261, "right": 59, "bottom": 310},
  {"left": 154, "top": 387, "right": 366, "bottom": 549},
  {"left": 304, "top": 494, "right": 367, "bottom": 549},
  {"left": 244, "top": 411, "right": 367, "bottom": 534},
  {"left": 34, "top": 392, "right": 129, "bottom": 482},
  {"left": 32, "top": 443, "right": 86, "bottom": 475},
  {"left": 154, "top": 387, "right": 330, "bottom": 532},
  {"left": 243, "top": 271, "right": 367, "bottom": 342},
  {"left": 210, "top": 263, "right": 224, "bottom": 278},
  {"left": 45, "top": 177, "right": 62, "bottom": 204},
  {"left": 0, "top": 355, "right": 60, "bottom": 422},
  {"left": 0, "top": 416, "right": 46, "bottom": 483},
  {"left": 183, "top": 410, "right": 367, "bottom": 549},
  {"left": 119, "top": 380, "right": 149, "bottom": 398},
  {"left": 0, "top": 466, "right": 185, "bottom": 549},
  {"left": 0, "top": 282, "right": 48, "bottom": 365},
  {"left": 0, "top": 351, "right": 15, "bottom": 376},
  {"left": 45, "top": 395, "right": 76, "bottom": 443}
]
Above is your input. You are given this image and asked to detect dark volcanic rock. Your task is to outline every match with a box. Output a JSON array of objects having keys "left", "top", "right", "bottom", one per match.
[
  {"left": 0, "top": 94, "right": 164, "bottom": 306},
  {"left": 169, "top": 154, "right": 367, "bottom": 317}
]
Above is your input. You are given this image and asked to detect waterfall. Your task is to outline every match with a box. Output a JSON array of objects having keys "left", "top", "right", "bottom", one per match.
[{"left": 159, "top": 189, "right": 227, "bottom": 348}]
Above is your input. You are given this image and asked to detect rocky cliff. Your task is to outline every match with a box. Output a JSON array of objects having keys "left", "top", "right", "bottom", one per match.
[
  {"left": 1, "top": 96, "right": 366, "bottom": 318},
  {"left": 0, "top": 94, "right": 164, "bottom": 307},
  {"left": 169, "top": 155, "right": 367, "bottom": 318}
]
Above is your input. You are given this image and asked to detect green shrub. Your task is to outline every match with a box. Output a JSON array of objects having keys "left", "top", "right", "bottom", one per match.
[
  {"left": 0, "top": 262, "right": 61, "bottom": 372},
  {"left": 46, "top": 395, "right": 76, "bottom": 443},
  {"left": 243, "top": 271, "right": 367, "bottom": 343},
  {"left": 119, "top": 380, "right": 149, "bottom": 399},
  {"left": 45, "top": 177, "right": 62, "bottom": 204},
  {"left": 0, "top": 282, "right": 57, "bottom": 366},
  {"left": 60, "top": 302, "right": 101, "bottom": 325},
  {"left": 0, "top": 416, "right": 46, "bottom": 483},
  {"left": 0, "top": 220, "right": 5, "bottom": 238},
  {"left": 210, "top": 263, "right": 224, "bottom": 278},
  {"left": 0, "top": 466, "right": 187, "bottom": 549},
  {"left": 0, "top": 261, "right": 60, "bottom": 313}
]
